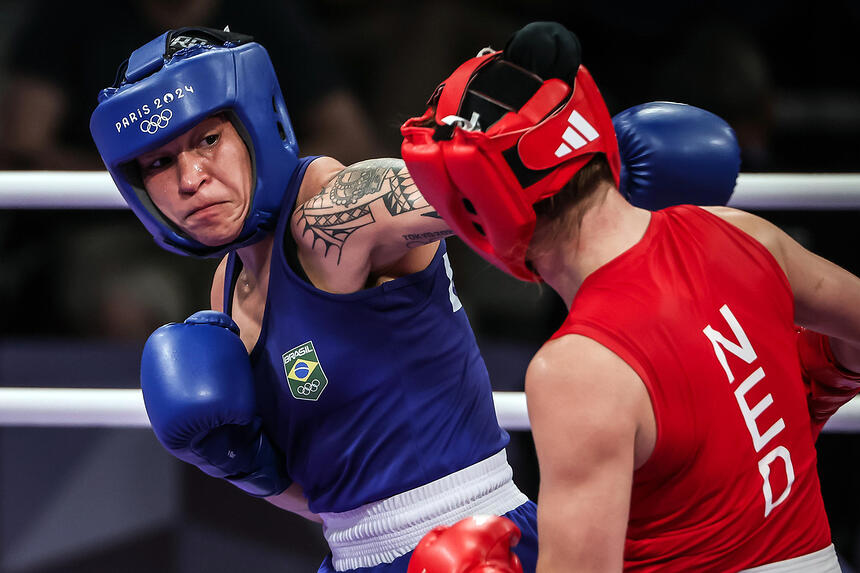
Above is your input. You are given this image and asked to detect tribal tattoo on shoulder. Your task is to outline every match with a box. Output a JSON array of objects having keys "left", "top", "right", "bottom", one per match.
[{"left": 295, "top": 159, "right": 451, "bottom": 262}]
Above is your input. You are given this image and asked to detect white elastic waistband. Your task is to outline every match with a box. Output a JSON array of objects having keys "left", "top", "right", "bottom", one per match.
[
  {"left": 320, "top": 449, "right": 529, "bottom": 571},
  {"left": 740, "top": 544, "right": 841, "bottom": 573}
]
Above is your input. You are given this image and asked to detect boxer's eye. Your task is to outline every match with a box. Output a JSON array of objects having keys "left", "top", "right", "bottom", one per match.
[{"left": 201, "top": 133, "right": 220, "bottom": 147}]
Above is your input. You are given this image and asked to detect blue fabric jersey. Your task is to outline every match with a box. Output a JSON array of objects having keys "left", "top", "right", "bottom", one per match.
[{"left": 224, "top": 156, "right": 509, "bottom": 514}]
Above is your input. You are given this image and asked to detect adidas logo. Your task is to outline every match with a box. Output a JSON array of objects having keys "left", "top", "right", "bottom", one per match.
[{"left": 554, "top": 110, "right": 599, "bottom": 158}]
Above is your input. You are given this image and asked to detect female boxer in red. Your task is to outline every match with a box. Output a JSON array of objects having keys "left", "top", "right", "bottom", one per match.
[{"left": 402, "top": 21, "right": 860, "bottom": 573}]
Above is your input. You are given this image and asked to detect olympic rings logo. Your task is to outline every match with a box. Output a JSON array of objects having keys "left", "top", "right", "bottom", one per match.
[
  {"left": 295, "top": 379, "right": 321, "bottom": 395},
  {"left": 139, "top": 109, "right": 173, "bottom": 134}
]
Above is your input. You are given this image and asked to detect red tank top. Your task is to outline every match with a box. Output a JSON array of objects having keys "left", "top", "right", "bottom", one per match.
[{"left": 550, "top": 205, "right": 831, "bottom": 571}]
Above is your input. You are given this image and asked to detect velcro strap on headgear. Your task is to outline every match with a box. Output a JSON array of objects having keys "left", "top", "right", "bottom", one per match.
[
  {"left": 434, "top": 52, "right": 499, "bottom": 124},
  {"left": 122, "top": 27, "right": 254, "bottom": 86},
  {"left": 519, "top": 69, "right": 610, "bottom": 170},
  {"left": 402, "top": 39, "right": 619, "bottom": 281}
]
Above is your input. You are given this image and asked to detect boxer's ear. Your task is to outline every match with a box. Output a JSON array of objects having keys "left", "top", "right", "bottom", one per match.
[{"left": 504, "top": 22, "right": 582, "bottom": 85}]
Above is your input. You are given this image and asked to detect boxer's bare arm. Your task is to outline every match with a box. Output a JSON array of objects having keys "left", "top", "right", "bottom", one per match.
[
  {"left": 292, "top": 157, "right": 454, "bottom": 293},
  {"left": 266, "top": 483, "right": 323, "bottom": 523},
  {"left": 705, "top": 206, "right": 860, "bottom": 371},
  {"left": 526, "top": 334, "right": 651, "bottom": 571}
]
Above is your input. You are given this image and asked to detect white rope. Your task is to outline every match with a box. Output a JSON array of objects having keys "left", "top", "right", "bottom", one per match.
[
  {"left": 0, "top": 172, "right": 859, "bottom": 210},
  {"left": 0, "top": 171, "right": 126, "bottom": 209},
  {"left": 728, "top": 173, "right": 860, "bottom": 210},
  {"left": 0, "top": 388, "right": 857, "bottom": 433},
  {"left": 0, "top": 388, "right": 150, "bottom": 427},
  {"left": 494, "top": 391, "right": 530, "bottom": 431}
]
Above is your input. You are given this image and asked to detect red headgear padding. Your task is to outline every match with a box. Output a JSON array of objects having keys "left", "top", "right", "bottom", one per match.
[{"left": 401, "top": 51, "right": 620, "bottom": 281}]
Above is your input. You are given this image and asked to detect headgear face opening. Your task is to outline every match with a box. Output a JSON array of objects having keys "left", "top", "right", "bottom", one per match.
[
  {"left": 90, "top": 27, "right": 299, "bottom": 258},
  {"left": 401, "top": 51, "right": 620, "bottom": 281}
]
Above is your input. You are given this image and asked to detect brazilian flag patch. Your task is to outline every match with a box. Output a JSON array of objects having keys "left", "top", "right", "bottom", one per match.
[{"left": 282, "top": 341, "right": 328, "bottom": 401}]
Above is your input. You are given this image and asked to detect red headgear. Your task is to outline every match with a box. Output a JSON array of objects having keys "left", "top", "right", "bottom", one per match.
[{"left": 401, "top": 50, "right": 620, "bottom": 281}]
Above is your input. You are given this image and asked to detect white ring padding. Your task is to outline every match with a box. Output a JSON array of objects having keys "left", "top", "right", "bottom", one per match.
[
  {"left": 493, "top": 391, "right": 530, "bottom": 430},
  {"left": 1, "top": 172, "right": 860, "bottom": 210},
  {"left": 0, "top": 171, "right": 126, "bottom": 209},
  {"left": 728, "top": 173, "right": 860, "bottom": 210},
  {"left": 0, "top": 388, "right": 858, "bottom": 433},
  {"left": 0, "top": 388, "right": 150, "bottom": 427}
]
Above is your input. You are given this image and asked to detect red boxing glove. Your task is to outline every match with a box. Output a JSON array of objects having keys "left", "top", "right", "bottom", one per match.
[
  {"left": 407, "top": 515, "right": 523, "bottom": 573},
  {"left": 797, "top": 327, "right": 860, "bottom": 439}
]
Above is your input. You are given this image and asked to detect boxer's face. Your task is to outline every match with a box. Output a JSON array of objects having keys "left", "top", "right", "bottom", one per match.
[{"left": 137, "top": 115, "right": 253, "bottom": 247}]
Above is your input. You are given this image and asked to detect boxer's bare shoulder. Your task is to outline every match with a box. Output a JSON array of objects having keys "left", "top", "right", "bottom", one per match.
[
  {"left": 527, "top": 335, "right": 654, "bottom": 471},
  {"left": 296, "top": 156, "right": 347, "bottom": 205},
  {"left": 703, "top": 206, "right": 860, "bottom": 336},
  {"left": 290, "top": 157, "right": 451, "bottom": 293}
]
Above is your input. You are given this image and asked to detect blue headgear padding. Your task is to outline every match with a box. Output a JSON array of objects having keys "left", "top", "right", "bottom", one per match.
[{"left": 90, "top": 27, "right": 299, "bottom": 257}]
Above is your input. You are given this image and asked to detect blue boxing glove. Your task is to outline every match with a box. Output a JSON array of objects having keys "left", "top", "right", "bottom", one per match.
[
  {"left": 141, "top": 310, "right": 290, "bottom": 497},
  {"left": 613, "top": 101, "right": 740, "bottom": 210}
]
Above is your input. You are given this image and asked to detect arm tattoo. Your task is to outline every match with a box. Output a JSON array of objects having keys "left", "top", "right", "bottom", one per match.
[
  {"left": 381, "top": 169, "right": 424, "bottom": 216},
  {"left": 296, "top": 159, "right": 440, "bottom": 262},
  {"left": 402, "top": 230, "right": 455, "bottom": 248},
  {"left": 295, "top": 202, "right": 374, "bottom": 262}
]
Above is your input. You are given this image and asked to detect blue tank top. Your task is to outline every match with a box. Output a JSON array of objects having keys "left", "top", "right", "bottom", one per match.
[{"left": 224, "top": 156, "right": 508, "bottom": 513}]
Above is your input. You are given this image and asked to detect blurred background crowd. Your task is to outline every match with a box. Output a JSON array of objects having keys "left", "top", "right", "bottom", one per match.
[{"left": 1, "top": 0, "right": 859, "bottom": 571}]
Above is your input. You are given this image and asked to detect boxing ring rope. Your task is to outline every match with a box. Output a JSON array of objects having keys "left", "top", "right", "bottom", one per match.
[
  {"left": 0, "top": 388, "right": 533, "bottom": 430},
  {"left": 2, "top": 170, "right": 860, "bottom": 432},
  {"left": 2, "top": 171, "right": 860, "bottom": 210},
  {"left": 1, "top": 388, "right": 859, "bottom": 433}
]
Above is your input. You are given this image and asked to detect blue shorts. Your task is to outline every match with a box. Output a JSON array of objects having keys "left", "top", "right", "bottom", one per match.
[{"left": 317, "top": 500, "right": 538, "bottom": 573}]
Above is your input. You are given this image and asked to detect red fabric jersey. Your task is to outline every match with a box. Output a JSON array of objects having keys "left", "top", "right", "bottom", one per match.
[{"left": 550, "top": 205, "right": 831, "bottom": 571}]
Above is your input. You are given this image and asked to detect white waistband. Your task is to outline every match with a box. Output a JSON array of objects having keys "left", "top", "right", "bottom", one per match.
[
  {"left": 740, "top": 544, "right": 841, "bottom": 573},
  {"left": 319, "top": 449, "right": 529, "bottom": 571}
]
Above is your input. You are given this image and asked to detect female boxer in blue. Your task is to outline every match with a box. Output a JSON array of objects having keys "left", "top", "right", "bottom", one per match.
[
  {"left": 91, "top": 25, "right": 736, "bottom": 572},
  {"left": 90, "top": 27, "right": 538, "bottom": 572}
]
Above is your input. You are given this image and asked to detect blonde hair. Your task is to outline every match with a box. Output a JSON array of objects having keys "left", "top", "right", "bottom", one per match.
[{"left": 526, "top": 155, "right": 615, "bottom": 267}]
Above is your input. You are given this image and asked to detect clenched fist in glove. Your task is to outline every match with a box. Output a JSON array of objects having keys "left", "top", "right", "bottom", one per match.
[
  {"left": 141, "top": 310, "right": 291, "bottom": 496},
  {"left": 408, "top": 515, "right": 523, "bottom": 573}
]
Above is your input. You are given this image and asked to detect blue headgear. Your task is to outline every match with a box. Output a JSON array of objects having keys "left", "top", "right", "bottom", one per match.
[{"left": 90, "top": 27, "right": 299, "bottom": 257}]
